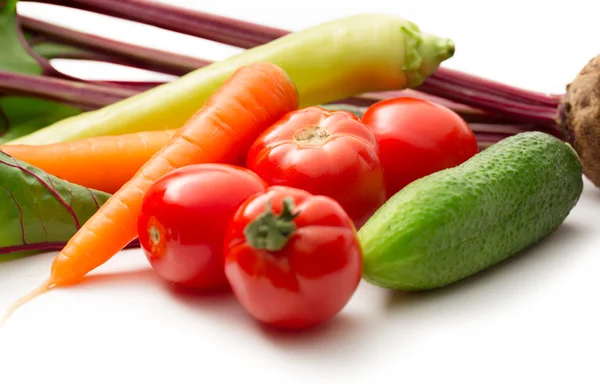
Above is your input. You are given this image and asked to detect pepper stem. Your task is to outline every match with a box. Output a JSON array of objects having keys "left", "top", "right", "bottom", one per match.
[{"left": 244, "top": 197, "right": 300, "bottom": 252}]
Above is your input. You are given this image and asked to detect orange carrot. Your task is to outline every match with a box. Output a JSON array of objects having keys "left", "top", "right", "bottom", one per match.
[
  {"left": 0, "top": 130, "right": 178, "bottom": 194},
  {"left": 1, "top": 62, "right": 298, "bottom": 323}
]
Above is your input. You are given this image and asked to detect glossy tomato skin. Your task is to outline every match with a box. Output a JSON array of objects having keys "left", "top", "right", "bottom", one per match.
[
  {"left": 246, "top": 106, "right": 385, "bottom": 229},
  {"left": 361, "top": 97, "right": 479, "bottom": 198},
  {"left": 224, "top": 186, "right": 363, "bottom": 330},
  {"left": 137, "top": 164, "right": 268, "bottom": 290}
]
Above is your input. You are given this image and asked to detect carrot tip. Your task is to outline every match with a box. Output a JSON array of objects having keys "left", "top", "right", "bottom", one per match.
[{"left": 0, "top": 278, "right": 54, "bottom": 328}]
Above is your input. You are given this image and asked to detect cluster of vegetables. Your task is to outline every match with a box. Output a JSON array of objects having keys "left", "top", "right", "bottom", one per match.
[
  {"left": 133, "top": 94, "right": 482, "bottom": 330},
  {"left": 0, "top": 1, "right": 590, "bottom": 330}
]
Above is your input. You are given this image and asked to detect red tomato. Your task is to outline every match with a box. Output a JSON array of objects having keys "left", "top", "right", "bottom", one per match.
[
  {"left": 246, "top": 106, "right": 385, "bottom": 229},
  {"left": 223, "top": 186, "right": 362, "bottom": 330},
  {"left": 361, "top": 97, "right": 479, "bottom": 198},
  {"left": 137, "top": 164, "right": 268, "bottom": 290}
]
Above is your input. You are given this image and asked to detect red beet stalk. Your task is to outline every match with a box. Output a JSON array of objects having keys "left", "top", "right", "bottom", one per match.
[
  {"left": 0, "top": 69, "right": 137, "bottom": 109},
  {"left": 20, "top": 16, "right": 210, "bottom": 76},
  {"left": 32, "top": 0, "right": 288, "bottom": 49}
]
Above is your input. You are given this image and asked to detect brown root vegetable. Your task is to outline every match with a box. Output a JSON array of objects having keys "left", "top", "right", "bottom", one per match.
[{"left": 557, "top": 55, "right": 600, "bottom": 187}]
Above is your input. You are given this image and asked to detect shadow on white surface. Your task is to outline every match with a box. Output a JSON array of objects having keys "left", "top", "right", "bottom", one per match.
[
  {"left": 60, "top": 259, "right": 375, "bottom": 357},
  {"left": 163, "top": 273, "right": 375, "bottom": 357},
  {"left": 75, "top": 266, "right": 160, "bottom": 287}
]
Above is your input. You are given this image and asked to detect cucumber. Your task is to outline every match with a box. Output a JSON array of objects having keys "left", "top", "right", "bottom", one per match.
[{"left": 358, "top": 132, "right": 583, "bottom": 291}]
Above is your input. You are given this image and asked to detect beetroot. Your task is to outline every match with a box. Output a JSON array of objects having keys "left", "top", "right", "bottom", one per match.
[{"left": 557, "top": 55, "right": 600, "bottom": 186}]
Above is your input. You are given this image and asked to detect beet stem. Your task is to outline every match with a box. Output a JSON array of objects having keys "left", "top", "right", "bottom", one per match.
[
  {"left": 417, "top": 77, "right": 559, "bottom": 127},
  {"left": 474, "top": 131, "right": 512, "bottom": 143},
  {"left": 427, "top": 67, "right": 562, "bottom": 107},
  {"left": 14, "top": 14, "right": 59, "bottom": 77},
  {"left": 20, "top": 15, "right": 209, "bottom": 76},
  {"left": 0, "top": 69, "right": 137, "bottom": 109},
  {"left": 32, "top": 0, "right": 288, "bottom": 49},
  {"left": 341, "top": 90, "right": 524, "bottom": 124},
  {"left": 97, "top": 81, "right": 167, "bottom": 91}
]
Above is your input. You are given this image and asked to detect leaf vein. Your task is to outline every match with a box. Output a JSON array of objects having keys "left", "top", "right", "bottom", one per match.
[
  {"left": 87, "top": 188, "right": 101, "bottom": 209},
  {"left": 0, "top": 152, "right": 81, "bottom": 229},
  {"left": 2, "top": 185, "right": 26, "bottom": 245}
]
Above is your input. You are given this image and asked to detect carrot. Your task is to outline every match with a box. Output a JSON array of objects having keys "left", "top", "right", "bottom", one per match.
[
  {"left": 1, "top": 62, "right": 298, "bottom": 323},
  {"left": 0, "top": 130, "right": 178, "bottom": 194}
]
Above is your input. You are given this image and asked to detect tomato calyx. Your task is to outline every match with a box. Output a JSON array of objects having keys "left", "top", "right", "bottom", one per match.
[
  {"left": 145, "top": 216, "right": 167, "bottom": 259},
  {"left": 293, "top": 125, "right": 330, "bottom": 145},
  {"left": 243, "top": 197, "right": 300, "bottom": 252},
  {"left": 149, "top": 226, "right": 161, "bottom": 246}
]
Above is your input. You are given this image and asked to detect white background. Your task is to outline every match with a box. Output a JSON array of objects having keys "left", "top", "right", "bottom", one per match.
[{"left": 1, "top": 0, "right": 600, "bottom": 383}]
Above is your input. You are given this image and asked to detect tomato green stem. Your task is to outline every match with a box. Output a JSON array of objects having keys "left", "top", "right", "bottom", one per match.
[{"left": 244, "top": 197, "right": 299, "bottom": 252}]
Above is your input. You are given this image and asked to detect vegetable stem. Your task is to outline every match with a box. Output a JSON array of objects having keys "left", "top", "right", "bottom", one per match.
[
  {"left": 20, "top": 15, "right": 209, "bottom": 76},
  {"left": 417, "top": 76, "right": 559, "bottom": 127},
  {"left": 244, "top": 197, "right": 299, "bottom": 252},
  {"left": 0, "top": 69, "right": 137, "bottom": 109},
  {"left": 15, "top": 14, "right": 58, "bottom": 77},
  {"left": 428, "top": 67, "right": 562, "bottom": 107},
  {"left": 340, "top": 91, "right": 515, "bottom": 124},
  {"left": 34, "top": 0, "right": 288, "bottom": 49}
]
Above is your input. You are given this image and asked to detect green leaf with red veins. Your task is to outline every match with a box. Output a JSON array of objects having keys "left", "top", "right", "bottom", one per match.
[{"left": 0, "top": 150, "right": 111, "bottom": 259}]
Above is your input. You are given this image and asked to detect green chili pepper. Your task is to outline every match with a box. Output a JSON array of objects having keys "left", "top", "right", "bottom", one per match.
[{"left": 9, "top": 14, "right": 454, "bottom": 145}]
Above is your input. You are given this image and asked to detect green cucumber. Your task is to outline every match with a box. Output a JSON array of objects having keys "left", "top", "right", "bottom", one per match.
[{"left": 358, "top": 132, "right": 583, "bottom": 291}]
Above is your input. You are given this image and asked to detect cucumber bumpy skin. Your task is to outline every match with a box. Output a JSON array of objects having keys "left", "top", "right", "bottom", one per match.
[{"left": 358, "top": 132, "right": 583, "bottom": 291}]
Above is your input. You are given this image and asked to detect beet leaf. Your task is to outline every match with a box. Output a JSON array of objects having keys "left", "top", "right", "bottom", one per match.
[
  {"left": 0, "top": 150, "right": 111, "bottom": 257},
  {"left": 1, "top": 0, "right": 40, "bottom": 75},
  {"left": 0, "top": 96, "right": 80, "bottom": 143},
  {"left": 0, "top": 0, "right": 88, "bottom": 141}
]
